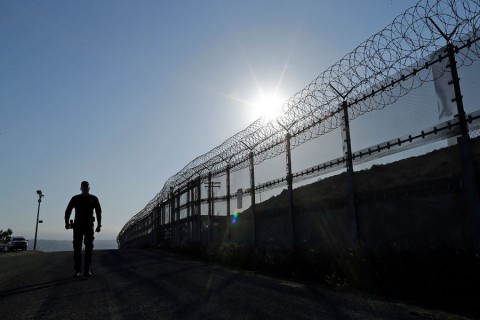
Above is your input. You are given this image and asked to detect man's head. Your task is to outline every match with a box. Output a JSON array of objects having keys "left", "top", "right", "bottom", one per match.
[{"left": 80, "top": 181, "right": 90, "bottom": 194}]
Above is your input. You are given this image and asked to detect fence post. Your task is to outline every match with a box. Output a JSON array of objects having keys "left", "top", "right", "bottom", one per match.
[
  {"left": 176, "top": 189, "right": 181, "bottom": 244},
  {"left": 226, "top": 164, "right": 231, "bottom": 242},
  {"left": 155, "top": 202, "right": 159, "bottom": 247},
  {"left": 163, "top": 202, "right": 166, "bottom": 238},
  {"left": 342, "top": 101, "right": 358, "bottom": 244},
  {"left": 170, "top": 187, "right": 174, "bottom": 245},
  {"left": 427, "top": 17, "right": 480, "bottom": 247},
  {"left": 187, "top": 181, "right": 191, "bottom": 241},
  {"left": 445, "top": 43, "right": 480, "bottom": 246},
  {"left": 161, "top": 202, "right": 165, "bottom": 244},
  {"left": 156, "top": 203, "right": 160, "bottom": 245},
  {"left": 285, "top": 132, "right": 296, "bottom": 247},
  {"left": 276, "top": 120, "right": 296, "bottom": 248},
  {"left": 196, "top": 177, "right": 202, "bottom": 242},
  {"left": 249, "top": 151, "right": 257, "bottom": 247},
  {"left": 330, "top": 81, "right": 359, "bottom": 245},
  {"left": 192, "top": 180, "right": 196, "bottom": 241},
  {"left": 208, "top": 172, "right": 212, "bottom": 245}
]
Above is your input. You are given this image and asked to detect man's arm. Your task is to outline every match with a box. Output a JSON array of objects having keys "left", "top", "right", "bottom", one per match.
[
  {"left": 95, "top": 197, "right": 102, "bottom": 232},
  {"left": 65, "top": 197, "right": 75, "bottom": 229}
]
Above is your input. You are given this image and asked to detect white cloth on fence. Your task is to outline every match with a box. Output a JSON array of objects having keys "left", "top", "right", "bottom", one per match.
[{"left": 432, "top": 51, "right": 456, "bottom": 121}]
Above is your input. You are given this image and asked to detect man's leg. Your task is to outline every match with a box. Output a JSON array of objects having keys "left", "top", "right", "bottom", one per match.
[
  {"left": 83, "top": 227, "right": 95, "bottom": 276},
  {"left": 73, "top": 228, "right": 84, "bottom": 276}
]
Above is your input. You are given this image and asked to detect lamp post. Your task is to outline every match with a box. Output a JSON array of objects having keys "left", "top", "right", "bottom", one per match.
[{"left": 33, "top": 190, "right": 44, "bottom": 251}]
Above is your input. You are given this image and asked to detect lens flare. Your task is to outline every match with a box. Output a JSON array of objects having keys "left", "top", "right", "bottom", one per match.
[{"left": 231, "top": 210, "right": 239, "bottom": 224}]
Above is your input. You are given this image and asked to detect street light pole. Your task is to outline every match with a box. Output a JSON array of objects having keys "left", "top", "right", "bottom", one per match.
[{"left": 33, "top": 190, "right": 44, "bottom": 251}]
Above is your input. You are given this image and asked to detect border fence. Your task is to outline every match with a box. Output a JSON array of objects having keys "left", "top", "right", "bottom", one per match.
[{"left": 118, "top": 0, "right": 480, "bottom": 249}]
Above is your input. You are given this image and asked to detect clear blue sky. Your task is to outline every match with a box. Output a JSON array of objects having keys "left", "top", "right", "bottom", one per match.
[{"left": 0, "top": 0, "right": 421, "bottom": 240}]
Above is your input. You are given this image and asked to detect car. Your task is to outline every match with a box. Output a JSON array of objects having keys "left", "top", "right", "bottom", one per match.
[{"left": 8, "top": 236, "right": 28, "bottom": 251}]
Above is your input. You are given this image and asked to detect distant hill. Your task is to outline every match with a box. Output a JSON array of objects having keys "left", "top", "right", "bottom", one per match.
[{"left": 27, "top": 239, "right": 117, "bottom": 252}]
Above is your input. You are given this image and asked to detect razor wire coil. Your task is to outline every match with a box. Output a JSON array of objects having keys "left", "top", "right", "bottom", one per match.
[{"left": 118, "top": 0, "right": 480, "bottom": 242}]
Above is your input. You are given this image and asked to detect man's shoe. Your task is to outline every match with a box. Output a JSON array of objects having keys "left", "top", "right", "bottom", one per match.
[
  {"left": 83, "top": 270, "right": 92, "bottom": 277},
  {"left": 73, "top": 271, "right": 81, "bottom": 278}
]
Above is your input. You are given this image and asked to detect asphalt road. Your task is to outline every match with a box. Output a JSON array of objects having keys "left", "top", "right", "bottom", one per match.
[{"left": 0, "top": 249, "right": 472, "bottom": 320}]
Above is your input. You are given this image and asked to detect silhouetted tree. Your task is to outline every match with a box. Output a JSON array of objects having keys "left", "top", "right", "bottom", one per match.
[{"left": 0, "top": 228, "right": 13, "bottom": 243}]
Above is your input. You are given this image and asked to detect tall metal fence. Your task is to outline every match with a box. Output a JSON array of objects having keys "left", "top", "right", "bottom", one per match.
[{"left": 118, "top": 0, "right": 480, "bottom": 249}]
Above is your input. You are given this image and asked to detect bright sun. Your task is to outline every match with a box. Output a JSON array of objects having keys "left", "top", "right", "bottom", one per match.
[{"left": 253, "top": 94, "right": 283, "bottom": 120}]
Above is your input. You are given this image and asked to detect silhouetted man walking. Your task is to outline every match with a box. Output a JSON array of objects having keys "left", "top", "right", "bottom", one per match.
[{"left": 65, "top": 181, "right": 102, "bottom": 278}]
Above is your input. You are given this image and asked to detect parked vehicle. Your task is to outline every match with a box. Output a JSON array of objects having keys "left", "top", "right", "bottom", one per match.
[{"left": 8, "top": 236, "right": 28, "bottom": 251}]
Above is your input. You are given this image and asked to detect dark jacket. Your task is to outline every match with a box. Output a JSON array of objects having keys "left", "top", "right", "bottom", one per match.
[{"left": 65, "top": 194, "right": 102, "bottom": 226}]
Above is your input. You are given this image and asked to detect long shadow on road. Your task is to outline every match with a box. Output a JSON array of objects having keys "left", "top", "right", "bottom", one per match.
[{"left": 0, "top": 277, "right": 87, "bottom": 298}]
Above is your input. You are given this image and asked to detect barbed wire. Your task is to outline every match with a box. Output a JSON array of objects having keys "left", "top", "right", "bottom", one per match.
[{"left": 118, "top": 0, "right": 480, "bottom": 241}]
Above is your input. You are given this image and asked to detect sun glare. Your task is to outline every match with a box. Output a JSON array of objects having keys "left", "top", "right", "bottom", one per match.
[{"left": 254, "top": 94, "right": 283, "bottom": 120}]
